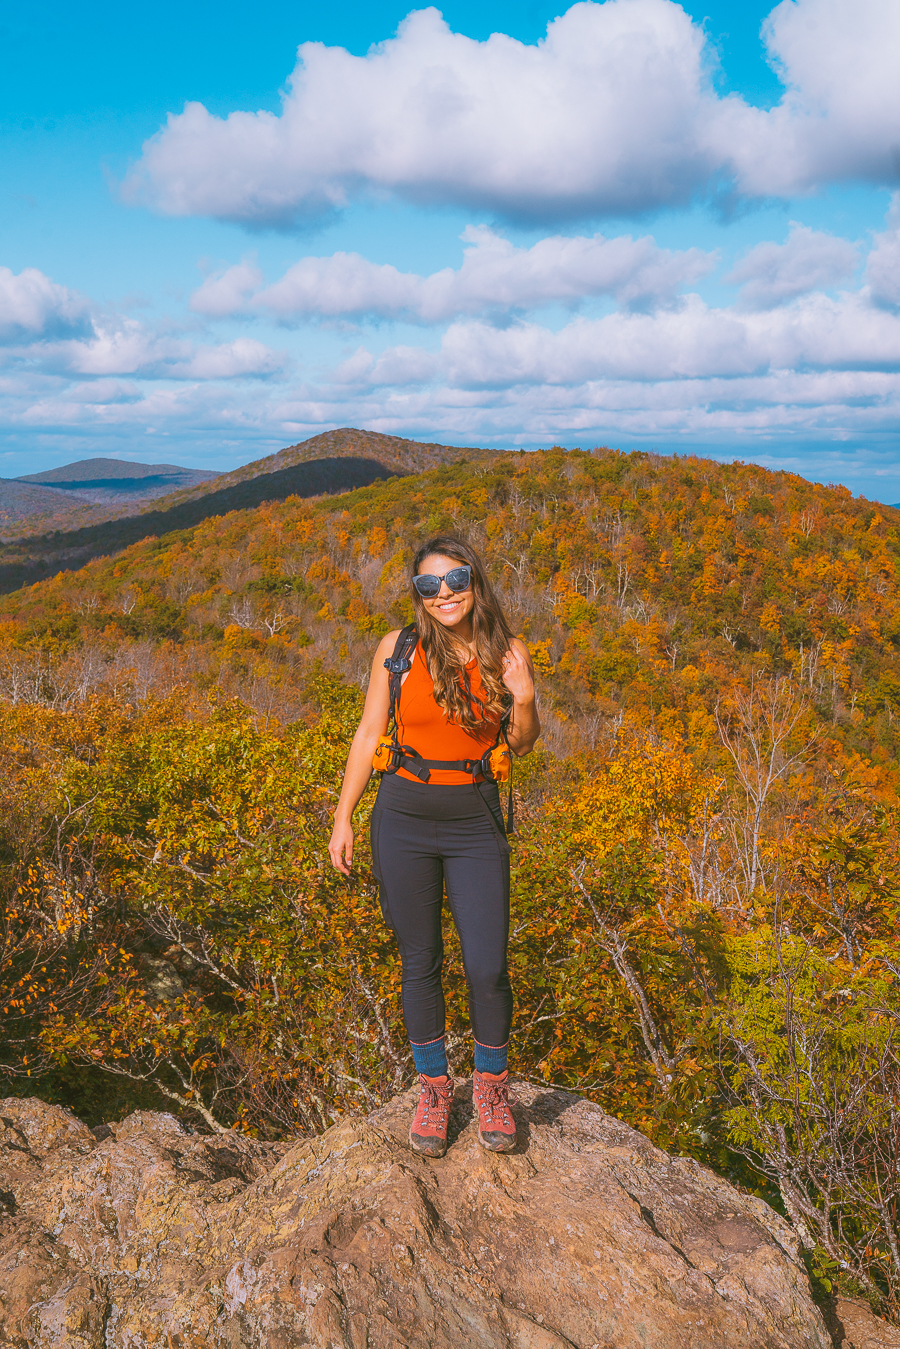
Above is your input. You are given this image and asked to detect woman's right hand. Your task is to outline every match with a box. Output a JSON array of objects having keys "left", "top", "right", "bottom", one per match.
[{"left": 329, "top": 819, "right": 354, "bottom": 875}]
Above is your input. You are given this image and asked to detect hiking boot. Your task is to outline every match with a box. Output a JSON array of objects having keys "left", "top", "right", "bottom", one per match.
[
  {"left": 473, "top": 1069, "right": 517, "bottom": 1152},
  {"left": 409, "top": 1074, "right": 454, "bottom": 1157}
]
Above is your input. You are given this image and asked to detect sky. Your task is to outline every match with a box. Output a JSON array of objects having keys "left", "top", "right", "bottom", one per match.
[{"left": 1, "top": 0, "right": 900, "bottom": 499}]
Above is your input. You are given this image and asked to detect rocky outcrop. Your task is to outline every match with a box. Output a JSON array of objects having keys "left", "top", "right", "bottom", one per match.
[{"left": 0, "top": 1080, "right": 889, "bottom": 1347}]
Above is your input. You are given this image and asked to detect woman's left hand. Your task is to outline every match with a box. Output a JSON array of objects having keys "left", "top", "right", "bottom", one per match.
[{"left": 501, "top": 643, "right": 535, "bottom": 703}]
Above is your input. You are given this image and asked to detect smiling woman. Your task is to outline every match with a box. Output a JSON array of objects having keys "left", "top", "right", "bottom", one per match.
[{"left": 328, "top": 535, "right": 539, "bottom": 1156}]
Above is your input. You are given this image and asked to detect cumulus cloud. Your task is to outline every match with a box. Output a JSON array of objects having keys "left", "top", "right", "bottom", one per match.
[
  {"left": 726, "top": 224, "right": 858, "bottom": 308},
  {"left": 192, "top": 226, "right": 715, "bottom": 322},
  {"left": 0, "top": 262, "right": 287, "bottom": 384},
  {"left": 126, "top": 1, "right": 715, "bottom": 226},
  {"left": 173, "top": 338, "right": 286, "bottom": 379},
  {"left": 6, "top": 203, "right": 900, "bottom": 495},
  {"left": 0, "top": 267, "right": 92, "bottom": 343},
  {"left": 57, "top": 325, "right": 286, "bottom": 380},
  {"left": 866, "top": 195, "right": 900, "bottom": 309},
  {"left": 713, "top": 0, "right": 900, "bottom": 197},
  {"left": 335, "top": 345, "right": 440, "bottom": 385},
  {"left": 337, "top": 289, "right": 900, "bottom": 389},
  {"left": 125, "top": 0, "right": 900, "bottom": 229},
  {"left": 191, "top": 259, "right": 264, "bottom": 318}
]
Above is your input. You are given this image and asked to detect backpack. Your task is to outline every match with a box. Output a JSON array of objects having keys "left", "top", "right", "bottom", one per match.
[{"left": 372, "top": 625, "right": 515, "bottom": 834}]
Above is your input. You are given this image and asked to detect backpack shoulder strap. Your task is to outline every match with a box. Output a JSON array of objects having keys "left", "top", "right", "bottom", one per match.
[
  {"left": 498, "top": 696, "right": 515, "bottom": 834},
  {"left": 383, "top": 624, "right": 418, "bottom": 728}
]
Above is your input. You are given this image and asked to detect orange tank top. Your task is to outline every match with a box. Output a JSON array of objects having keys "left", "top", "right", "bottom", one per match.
[{"left": 396, "top": 648, "right": 501, "bottom": 785}]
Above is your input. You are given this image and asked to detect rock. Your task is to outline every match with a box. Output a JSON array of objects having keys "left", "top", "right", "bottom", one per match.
[
  {"left": 827, "top": 1297, "right": 900, "bottom": 1349},
  {"left": 0, "top": 1080, "right": 885, "bottom": 1347},
  {"left": 1, "top": 1096, "right": 95, "bottom": 1159}
]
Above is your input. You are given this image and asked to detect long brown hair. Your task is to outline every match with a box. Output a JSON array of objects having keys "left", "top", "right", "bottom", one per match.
[{"left": 410, "top": 535, "right": 514, "bottom": 729}]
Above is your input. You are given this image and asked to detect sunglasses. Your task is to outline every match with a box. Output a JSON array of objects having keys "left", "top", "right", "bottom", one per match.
[{"left": 412, "top": 565, "right": 472, "bottom": 598}]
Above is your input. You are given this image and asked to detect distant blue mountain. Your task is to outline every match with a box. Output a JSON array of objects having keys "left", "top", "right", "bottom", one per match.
[{"left": 17, "top": 457, "right": 218, "bottom": 504}]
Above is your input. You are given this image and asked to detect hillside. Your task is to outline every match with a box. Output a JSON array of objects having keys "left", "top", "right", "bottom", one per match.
[
  {"left": 17, "top": 456, "right": 219, "bottom": 503},
  {"left": 147, "top": 426, "right": 492, "bottom": 513},
  {"left": 0, "top": 458, "right": 221, "bottom": 542},
  {"left": 0, "top": 429, "right": 489, "bottom": 591},
  {"left": 0, "top": 478, "right": 90, "bottom": 526},
  {"left": 3, "top": 443, "right": 900, "bottom": 1316},
  {"left": 2, "top": 444, "right": 898, "bottom": 763}
]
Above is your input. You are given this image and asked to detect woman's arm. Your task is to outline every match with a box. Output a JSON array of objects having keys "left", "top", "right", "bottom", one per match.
[
  {"left": 502, "top": 638, "right": 540, "bottom": 756},
  {"left": 328, "top": 630, "right": 401, "bottom": 875}
]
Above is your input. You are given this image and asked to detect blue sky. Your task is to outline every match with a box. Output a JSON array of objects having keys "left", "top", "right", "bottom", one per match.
[{"left": 2, "top": 0, "right": 900, "bottom": 498}]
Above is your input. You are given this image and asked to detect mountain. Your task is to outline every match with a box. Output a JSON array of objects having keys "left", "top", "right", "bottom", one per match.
[
  {"left": 16, "top": 457, "right": 219, "bottom": 504},
  {"left": 0, "top": 457, "right": 222, "bottom": 544},
  {"left": 2, "top": 442, "right": 898, "bottom": 769},
  {"left": 0, "top": 429, "right": 491, "bottom": 592},
  {"left": 0, "top": 477, "right": 90, "bottom": 525},
  {"left": 148, "top": 427, "right": 490, "bottom": 513}
]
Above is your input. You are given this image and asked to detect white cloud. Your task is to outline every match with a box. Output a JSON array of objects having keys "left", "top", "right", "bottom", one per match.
[
  {"left": 173, "top": 338, "right": 286, "bottom": 379},
  {"left": 122, "top": 1, "right": 725, "bottom": 226},
  {"left": 217, "top": 226, "right": 714, "bottom": 322},
  {"left": 726, "top": 224, "right": 858, "bottom": 309},
  {"left": 190, "top": 259, "right": 264, "bottom": 317},
  {"left": 60, "top": 326, "right": 286, "bottom": 380},
  {"left": 336, "top": 345, "right": 440, "bottom": 384},
  {"left": 0, "top": 266, "right": 92, "bottom": 343},
  {"left": 0, "top": 311, "right": 285, "bottom": 384},
  {"left": 0, "top": 262, "right": 287, "bottom": 384},
  {"left": 866, "top": 195, "right": 900, "bottom": 309},
  {"left": 714, "top": 0, "right": 900, "bottom": 197},
  {"left": 341, "top": 288, "right": 900, "bottom": 389},
  {"left": 125, "top": 0, "right": 900, "bottom": 230}
]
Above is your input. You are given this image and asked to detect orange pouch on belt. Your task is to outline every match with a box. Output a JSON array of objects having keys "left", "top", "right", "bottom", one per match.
[
  {"left": 373, "top": 735, "right": 397, "bottom": 772},
  {"left": 487, "top": 743, "right": 511, "bottom": 782}
]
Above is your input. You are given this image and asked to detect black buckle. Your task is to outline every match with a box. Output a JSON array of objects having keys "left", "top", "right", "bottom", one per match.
[
  {"left": 384, "top": 655, "right": 412, "bottom": 675},
  {"left": 397, "top": 748, "right": 430, "bottom": 782}
]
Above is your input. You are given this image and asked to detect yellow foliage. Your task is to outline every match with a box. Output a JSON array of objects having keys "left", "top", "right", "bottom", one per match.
[
  {"left": 527, "top": 639, "right": 555, "bottom": 675},
  {"left": 572, "top": 735, "right": 719, "bottom": 861}
]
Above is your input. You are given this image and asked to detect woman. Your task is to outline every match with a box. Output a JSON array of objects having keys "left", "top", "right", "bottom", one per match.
[{"left": 328, "top": 536, "right": 539, "bottom": 1157}]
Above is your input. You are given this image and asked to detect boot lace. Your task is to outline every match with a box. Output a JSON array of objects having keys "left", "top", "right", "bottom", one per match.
[
  {"left": 476, "top": 1079, "right": 513, "bottom": 1128},
  {"left": 416, "top": 1078, "right": 451, "bottom": 1127}
]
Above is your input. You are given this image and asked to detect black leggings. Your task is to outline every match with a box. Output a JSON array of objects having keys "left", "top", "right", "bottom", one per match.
[{"left": 370, "top": 773, "right": 512, "bottom": 1047}]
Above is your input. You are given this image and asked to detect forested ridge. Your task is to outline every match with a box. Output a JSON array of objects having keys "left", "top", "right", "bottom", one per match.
[
  {"left": 3, "top": 443, "right": 900, "bottom": 1314},
  {"left": 0, "top": 427, "right": 484, "bottom": 560}
]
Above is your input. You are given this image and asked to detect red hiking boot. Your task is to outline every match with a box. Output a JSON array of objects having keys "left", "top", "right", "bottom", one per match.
[
  {"left": 409, "top": 1074, "right": 454, "bottom": 1157},
  {"left": 473, "top": 1070, "right": 517, "bottom": 1152}
]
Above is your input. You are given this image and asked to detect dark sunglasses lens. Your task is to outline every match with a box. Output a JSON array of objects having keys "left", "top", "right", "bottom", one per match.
[
  {"left": 446, "top": 567, "right": 471, "bottom": 592},
  {"left": 413, "top": 574, "right": 441, "bottom": 597}
]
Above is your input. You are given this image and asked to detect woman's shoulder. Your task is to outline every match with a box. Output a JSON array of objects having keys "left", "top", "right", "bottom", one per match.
[
  {"left": 374, "top": 630, "right": 401, "bottom": 663},
  {"left": 376, "top": 627, "right": 420, "bottom": 661},
  {"left": 379, "top": 625, "right": 416, "bottom": 649},
  {"left": 508, "top": 636, "right": 532, "bottom": 659}
]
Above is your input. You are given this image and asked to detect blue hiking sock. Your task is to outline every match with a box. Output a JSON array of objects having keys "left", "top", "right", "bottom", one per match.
[
  {"left": 474, "top": 1039, "right": 509, "bottom": 1075},
  {"left": 410, "top": 1036, "right": 449, "bottom": 1078}
]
